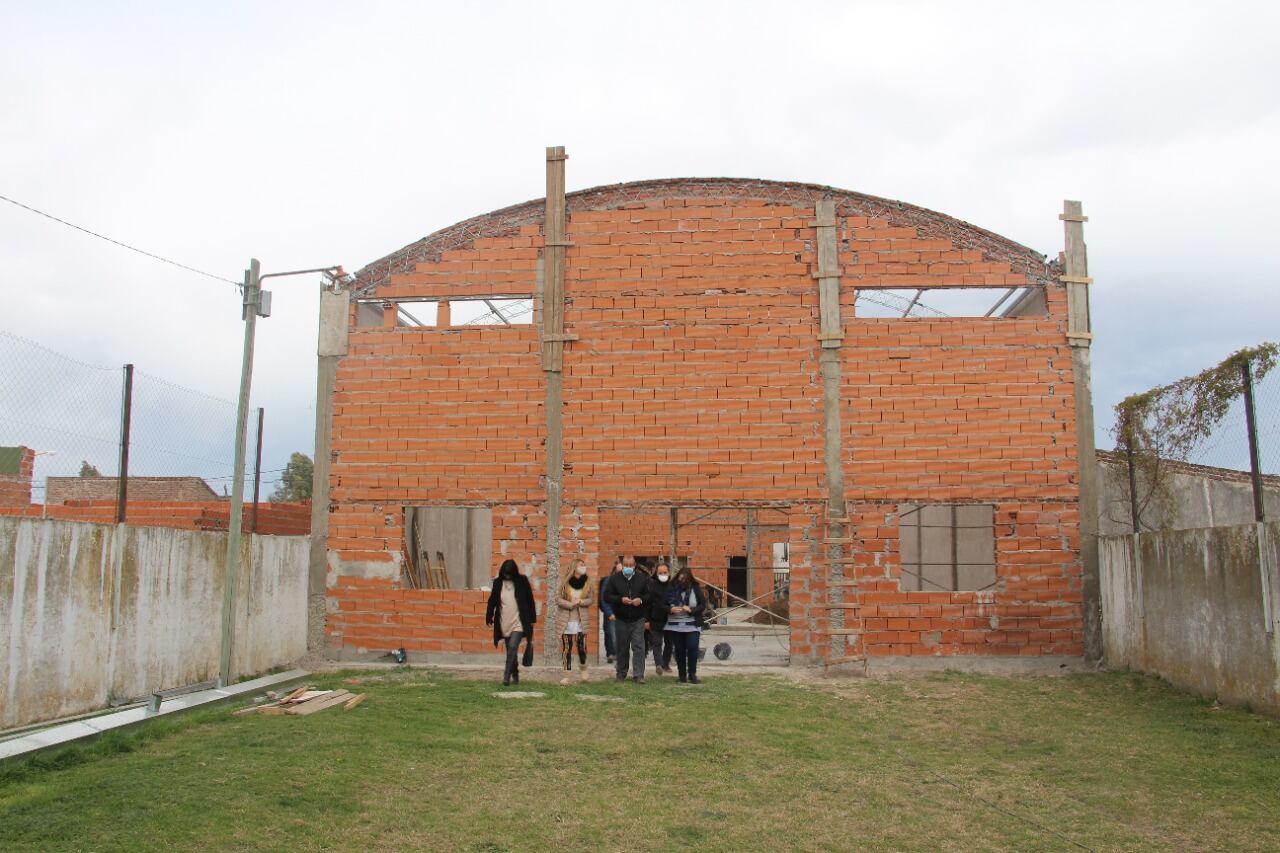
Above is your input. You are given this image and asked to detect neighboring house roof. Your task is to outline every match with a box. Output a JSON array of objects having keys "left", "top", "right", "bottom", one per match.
[
  {"left": 1097, "top": 448, "right": 1280, "bottom": 489},
  {"left": 353, "top": 176, "right": 1055, "bottom": 295},
  {"left": 46, "top": 476, "right": 220, "bottom": 504}
]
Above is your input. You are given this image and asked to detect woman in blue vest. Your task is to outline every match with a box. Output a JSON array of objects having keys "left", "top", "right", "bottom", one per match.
[{"left": 663, "top": 566, "right": 707, "bottom": 684}]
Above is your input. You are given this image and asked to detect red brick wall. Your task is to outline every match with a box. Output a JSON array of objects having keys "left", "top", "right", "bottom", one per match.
[
  {"left": 0, "top": 500, "right": 311, "bottom": 535},
  {"left": 0, "top": 447, "right": 34, "bottom": 507},
  {"left": 328, "top": 180, "right": 1083, "bottom": 661}
]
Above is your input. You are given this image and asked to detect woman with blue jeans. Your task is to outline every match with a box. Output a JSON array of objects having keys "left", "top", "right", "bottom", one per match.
[{"left": 663, "top": 567, "right": 707, "bottom": 684}]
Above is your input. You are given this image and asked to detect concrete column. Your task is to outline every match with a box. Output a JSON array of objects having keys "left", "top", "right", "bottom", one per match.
[
  {"left": 1062, "top": 200, "right": 1101, "bottom": 662},
  {"left": 309, "top": 285, "right": 349, "bottom": 654}
]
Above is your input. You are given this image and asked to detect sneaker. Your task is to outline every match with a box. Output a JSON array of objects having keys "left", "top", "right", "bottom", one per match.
[
  {"left": 633, "top": 676, "right": 645, "bottom": 685},
  {"left": 559, "top": 676, "right": 571, "bottom": 686},
  {"left": 688, "top": 676, "right": 701, "bottom": 684},
  {"left": 503, "top": 677, "right": 510, "bottom": 686},
  {"left": 678, "top": 677, "right": 687, "bottom": 684},
  {"left": 512, "top": 673, "right": 519, "bottom": 685},
  {"left": 607, "top": 655, "right": 615, "bottom": 664},
  {"left": 615, "top": 674, "right": 626, "bottom": 682}
]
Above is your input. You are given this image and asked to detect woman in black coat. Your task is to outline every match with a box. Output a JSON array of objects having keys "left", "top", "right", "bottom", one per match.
[{"left": 485, "top": 559, "right": 536, "bottom": 685}]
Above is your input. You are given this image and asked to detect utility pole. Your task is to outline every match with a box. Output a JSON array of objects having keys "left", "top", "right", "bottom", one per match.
[
  {"left": 220, "top": 259, "right": 262, "bottom": 687},
  {"left": 218, "top": 261, "right": 343, "bottom": 687}
]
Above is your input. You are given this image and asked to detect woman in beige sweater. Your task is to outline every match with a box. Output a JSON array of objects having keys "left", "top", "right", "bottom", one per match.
[{"left": 556, "top": 559, "right": 595, "bottom": 684}]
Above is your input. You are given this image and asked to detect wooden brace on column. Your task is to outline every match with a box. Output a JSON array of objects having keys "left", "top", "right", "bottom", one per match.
[
  {"left": 542, "top": 146, "right": 570, "bottom": 372},
  {"left": 1061, "top": 201, "right": 1092, "bottom": 346}
]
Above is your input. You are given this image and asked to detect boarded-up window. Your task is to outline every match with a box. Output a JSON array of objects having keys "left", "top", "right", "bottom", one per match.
[
  {"left": 898, "top": 504, "right": 996, "bottom": 592},
  {"left": 404, "top": 507, "right": 492, "bottom": 590}
]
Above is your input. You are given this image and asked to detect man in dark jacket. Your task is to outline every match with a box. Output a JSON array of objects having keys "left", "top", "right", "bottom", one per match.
[
  {"left": 603, "top": 555, "right": 650, "bottom": 683},
  {"left": 645, "top": 562, "right": 674, "bottom": 674}
]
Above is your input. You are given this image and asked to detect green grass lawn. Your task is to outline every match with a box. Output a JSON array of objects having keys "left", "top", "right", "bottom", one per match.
[{"left": 2, "top": 667, "right": 1278, "bottom": 852}]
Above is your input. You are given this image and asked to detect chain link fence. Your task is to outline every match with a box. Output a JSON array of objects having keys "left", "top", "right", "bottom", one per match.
[
  {"left": 0, "top": 329, "right": 269, "bottom": 508},
  {"left": 1110, "top": 344, "right": 1278, "bottom": 533}
]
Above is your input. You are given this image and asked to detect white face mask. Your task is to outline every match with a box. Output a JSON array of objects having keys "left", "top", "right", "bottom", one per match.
[{"left": 657, "top": 574, "right": 669, "bottom": 582}]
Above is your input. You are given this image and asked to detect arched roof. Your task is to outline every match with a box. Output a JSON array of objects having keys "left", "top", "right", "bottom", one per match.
[{"left": 353, "top": 177, "right": 1052, "bottom": 293}]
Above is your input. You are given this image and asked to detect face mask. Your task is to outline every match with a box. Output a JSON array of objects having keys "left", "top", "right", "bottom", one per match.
[
  {"left": 657, "top": 574, "right": 669, "bottom": 582},
  {"left": 622, "top": 567, "right": 634, "bottom": 578}
]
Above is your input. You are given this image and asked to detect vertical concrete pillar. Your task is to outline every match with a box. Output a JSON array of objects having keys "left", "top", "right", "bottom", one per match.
[
  {"left": 1061, "top": 200, "right": 1101, "bottom": 662},
  {"left": 814, "top": 197, "right": 856, "bottom": 666},
  {"left": 309, "top": 284, "right": 349, "bottom": 654},
  {"left": 541, "top": 145, "right": 572, "bottom": 663}
]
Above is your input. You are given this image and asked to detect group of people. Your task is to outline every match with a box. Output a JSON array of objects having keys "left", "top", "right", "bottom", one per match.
[{"left": 484, "top": 555, "right": 708, "bottom": 687}]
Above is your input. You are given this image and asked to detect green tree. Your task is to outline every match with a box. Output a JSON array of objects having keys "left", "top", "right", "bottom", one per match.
[
  {"left": 271, "top": 452, "right": 314, "bottom": 502},
  {"left": 79, "top": 461, "right": 102, "bottom": 477}
]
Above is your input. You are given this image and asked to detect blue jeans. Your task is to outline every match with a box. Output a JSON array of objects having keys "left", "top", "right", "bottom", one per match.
[{"left": 668, "top": 630, "right": 700, "bottom": 681}]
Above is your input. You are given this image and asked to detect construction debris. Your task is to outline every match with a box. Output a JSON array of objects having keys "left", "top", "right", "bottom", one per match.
[{"left": 232, "top": 686, "right": 367, "bottom": 717}]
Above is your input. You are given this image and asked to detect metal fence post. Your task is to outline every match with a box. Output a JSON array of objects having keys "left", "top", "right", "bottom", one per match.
[
  {"left": 251, "top": 407, "right": 264, "bottom": 534},
  {"left": 1242, "top": 358, "right": 1265, "bottom": 523},
  {"left": 1125, "top": 423, "right": 1141, "bottom": 534},
  {"left": 1241, "top": 357, "right": 1274, "bottom": 634},
  {"left": 116, "top": 363, "right": 134, "bottom": 523}
]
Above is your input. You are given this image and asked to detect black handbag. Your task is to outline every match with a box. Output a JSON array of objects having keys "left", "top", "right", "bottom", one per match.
[{"left": 521, "top": 635, "right": 534, "bottom": 667}]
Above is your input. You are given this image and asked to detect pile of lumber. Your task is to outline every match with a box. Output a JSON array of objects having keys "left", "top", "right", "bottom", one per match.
[{"left": 233, "top": 686, "right": 366, "bottom": 717}]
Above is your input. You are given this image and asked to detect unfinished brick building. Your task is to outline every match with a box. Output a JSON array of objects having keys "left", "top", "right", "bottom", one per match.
[{"left": 320, "top": 150, "right": 1098, "bottom": 667}]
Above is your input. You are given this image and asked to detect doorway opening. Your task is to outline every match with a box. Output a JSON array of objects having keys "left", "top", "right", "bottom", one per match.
[{"left": 597, "top": 505, "right": 792, "bottom": 666}]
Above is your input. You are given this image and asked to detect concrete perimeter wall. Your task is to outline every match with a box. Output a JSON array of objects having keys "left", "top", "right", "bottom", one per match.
[
  {"left": 0, "top": 516, "right": 308, "bottom": 730},
  {"left": 1101, "top": 521, "right": 1280, "bottom": 714}
]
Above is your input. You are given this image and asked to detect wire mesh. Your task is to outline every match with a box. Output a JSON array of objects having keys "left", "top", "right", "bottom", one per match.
[
  {"left": 0, "top": 329, "right": 266, "bottom": 505},
  {"left": 1182, "top": 368, "right": 1277, "bottom": 475}
]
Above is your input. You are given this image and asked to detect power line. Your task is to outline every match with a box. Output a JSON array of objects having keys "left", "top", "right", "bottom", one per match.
[{"left": 0, "top": 192, "right": 240, "bottom": 286}]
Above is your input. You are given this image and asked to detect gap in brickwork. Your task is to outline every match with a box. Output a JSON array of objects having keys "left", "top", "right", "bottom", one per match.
[
  {"left": 354, "top": 298, "right": 533, "bottom": 328},
  {"left": 854, "top": 287, "right": 1046, "bottom": 319}
]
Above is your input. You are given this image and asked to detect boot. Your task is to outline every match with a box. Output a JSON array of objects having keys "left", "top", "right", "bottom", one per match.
[{"left": 579, "top": 663, "right": 589, "bottom": 683}]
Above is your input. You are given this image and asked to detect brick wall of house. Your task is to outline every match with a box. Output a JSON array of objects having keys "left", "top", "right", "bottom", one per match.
[
  {"left": 0, "top": 500, "right": 311, "bottom": 535},
  {"left": 327, "top": 178, "right": 1083, "bottom": 662},
  {"left": 0, "top": 446, "right": 34, "bottom": 507},
  {"left": 46, "top": 476, "right": 219, "bottom": 504}
]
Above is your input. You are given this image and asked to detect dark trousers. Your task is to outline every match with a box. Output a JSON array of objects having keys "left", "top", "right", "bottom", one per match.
[
  {"left": 668, "top": 630, "right": 700, "bottom": 681},
  {"left": 614, "top": 618, "right": 646, "bottom": 679},
  {"left": 603, "top": 616, "right": 617, "bottom": 659},
  {"left": 503, "top": 631, "right": 524, "bottom": 682},
  {"left": 648, "top": 624, "right": 673, "bottom": 669}
]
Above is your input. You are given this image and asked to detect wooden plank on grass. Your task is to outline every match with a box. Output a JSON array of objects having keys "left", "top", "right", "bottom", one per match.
[
  {"left": 291, "top": 690, "right": 328, "bottom": 703},
  {"left": 285, "top": 690, "right": 353, "bottom": 716},
  {"left": 344, "top": 694, "right": 366, "bottom": 711}
]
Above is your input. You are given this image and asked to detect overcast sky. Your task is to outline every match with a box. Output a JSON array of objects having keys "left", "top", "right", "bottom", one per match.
[{"left": 3, "top": 0, "right": 1278, "bottom": 491}]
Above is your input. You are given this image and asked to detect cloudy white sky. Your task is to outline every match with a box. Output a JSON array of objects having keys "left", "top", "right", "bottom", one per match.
[{"left": 3, "top": 0, "right": 1278, "bottom": 491}]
